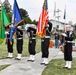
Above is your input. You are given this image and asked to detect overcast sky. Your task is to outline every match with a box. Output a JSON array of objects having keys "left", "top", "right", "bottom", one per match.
[{"left": 2, "top": 0, "right": 76, "bottom": 24}]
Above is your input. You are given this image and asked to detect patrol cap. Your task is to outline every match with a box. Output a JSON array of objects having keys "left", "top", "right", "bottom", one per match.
[
  {"left": 31, "top": 24, "right": 36, "bottom": 27},
  {"left": 65, "top": 25, "right": 71, "bottom": 31},
  {"left": 65, "top": 25, "right": 71, "bottom": 27},
  {"left": 31, "top": 24, "right": 36, "bottom": 29}
]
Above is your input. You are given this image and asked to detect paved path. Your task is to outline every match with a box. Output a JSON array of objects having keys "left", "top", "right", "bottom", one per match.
[{"left": 0, "top": 48, "right": 76, "bottom": 75}]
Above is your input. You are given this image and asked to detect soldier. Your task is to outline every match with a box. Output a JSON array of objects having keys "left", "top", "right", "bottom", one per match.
[
  {"left": 15, "top": 26, "right": 23, "bottom": 60},
  {"left": 60, "top": 25, "right": 74, "bottom": 69},
  {"left": 5, "top": 26, "right": 14, "bottom": 58},
  {"left": 25, "top": 25, "right": 36, "bottom": 62},
  {"left": 41, "top": 21, "right": 52, "bottom": 65}
]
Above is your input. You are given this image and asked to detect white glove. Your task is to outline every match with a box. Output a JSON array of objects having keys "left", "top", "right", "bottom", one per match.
[
  {"left": 62, "top": 33, "right": 67, "bottom": 37},
  {"left": 5, "top": 31, "right": 9, "bottom": 34},
  {"left": 25, "top": 24, "right": 30, "bottom": 31}
]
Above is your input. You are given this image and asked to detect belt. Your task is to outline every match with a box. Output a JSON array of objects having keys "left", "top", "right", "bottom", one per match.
[
  {"left": 66, "top": 41, "right": 73, "bottom": 43},
  {"left": 32, "top": 38, "right": 36, "bottom": 39},
  {"left": 7, "top": 38, "right": 13, "bottom": 40},
  {"left": 17, "top": 38, "right": 23, "bottom": 40},
  {"left": 30, "top": 38, "right": 36, "bottom": 39},
  {"left": 45, "top": 36, "right": 50, "bottom": 38},
  {"left": 7, "top": 38, "right": 10, "bottom": 39}
]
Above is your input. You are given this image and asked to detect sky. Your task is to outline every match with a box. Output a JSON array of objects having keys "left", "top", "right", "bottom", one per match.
[{"left": 2, "top": 0, "right": 76, "bottom": 24}]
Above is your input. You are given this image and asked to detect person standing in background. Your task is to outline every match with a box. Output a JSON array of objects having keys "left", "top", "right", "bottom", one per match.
[{"left": 54, "top": 31, "right": 60, "bottom": 48}]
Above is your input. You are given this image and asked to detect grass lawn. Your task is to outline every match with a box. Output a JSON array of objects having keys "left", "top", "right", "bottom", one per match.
[
  {"left": 42, "top": 58, "right": 76, "bottom": 75},
  {"left": 0, "top": 38, "right": 41, "bottom": 59},
  {"left": 0, "top": 65, "right": 10, "bottom": 71},
  {"left": 0, "top": 38, "right": 41, "bottom": 71}
]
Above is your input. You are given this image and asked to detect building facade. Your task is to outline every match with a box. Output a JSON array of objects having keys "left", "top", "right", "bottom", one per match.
[
  {"left": 50, "top": 19, "right": 66, "bottom": 30},
  {"left": 50, "top": 19, "right": 74, "bottom": 31}
]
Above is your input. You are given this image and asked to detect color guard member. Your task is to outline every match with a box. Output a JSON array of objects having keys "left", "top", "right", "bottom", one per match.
[
  {"left": 15, "top": 26, "right": 23, "bottom": 60},
  {"left": 60, "top": 25, "right": 74, "bottom": 69},
  {"left": 25, "top": 25, "right": 36, "bottom": 62},
  {"left": 41, "top": 21, "right": 52, "bottom": 65},
  {"left": 5, "top": 26, "right": 14, "bottom": 58}
]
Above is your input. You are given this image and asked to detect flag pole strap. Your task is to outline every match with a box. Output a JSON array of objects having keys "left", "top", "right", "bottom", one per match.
[{"left": 15, "top": 20, "right": 24, "bottom": 26}]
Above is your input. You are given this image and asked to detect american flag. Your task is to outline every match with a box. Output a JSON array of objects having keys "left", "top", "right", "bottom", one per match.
[{"left": 36, "top": 0, "right": 49, "bottom": 37}]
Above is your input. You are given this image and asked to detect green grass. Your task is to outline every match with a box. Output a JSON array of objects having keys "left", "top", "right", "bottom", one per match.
[
  {"left": 0, "top": 38, "right": 41, "bottom": 59},
  {"left": 0, "top": 39, "right": 41, "bottom": 71},
  {"left": 0, "top": 65, "right": 10, "bottom": 71},
  {"left": 42, "top": 58, "right": 76, "bottom": 75}
]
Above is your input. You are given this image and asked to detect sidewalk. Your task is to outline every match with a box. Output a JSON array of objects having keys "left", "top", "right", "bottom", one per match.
[{"left": 0, "top": 48, "right": 76, "bottom": 75}]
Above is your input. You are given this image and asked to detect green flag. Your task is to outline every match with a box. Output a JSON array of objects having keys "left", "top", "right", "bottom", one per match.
[
  {"left": 0, "top": 6, "right": 10, "bottom": 44},
  {"left": 1, "top": 6, "right": 11, "bottom": 27},
  {"left": 0, "top": 20, "right": 5, "bottom": 44}
]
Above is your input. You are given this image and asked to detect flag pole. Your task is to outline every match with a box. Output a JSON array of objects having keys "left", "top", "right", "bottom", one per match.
[
  {"left": 54, "top": 2, "right": 56, "bottom": 19},
  {"left": 64, "top": 5, "right": 66, "bottom": 31},
  {"left": 54, "top": 2, "right": 56, "bottom": 32}
]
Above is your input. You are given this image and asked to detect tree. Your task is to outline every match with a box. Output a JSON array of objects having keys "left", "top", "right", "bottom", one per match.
[
  {"left": 74, "top": 23, "right": 76, "bottom": 26},
  {"left": 19, "top": 8, "right": 32, "bottom": 24},
  {"left": 24, "top": 17, "right": 32, "bottom": 24},
  {"left": 20, "top": 8, "right": 28, "bottom": 18},
  {"left": 3, "top": 0, "right": 11, "bottom": 13},
  {"left": 32, "top": 19, "right": 38, "bottom": 25},
  {"left": 7, "top": 13, "right": 12, "bottom": 21}
]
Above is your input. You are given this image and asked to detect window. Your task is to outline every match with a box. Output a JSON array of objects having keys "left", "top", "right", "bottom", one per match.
[{"left": 56, "top": 25, "right": 59, "bottom": 29}]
